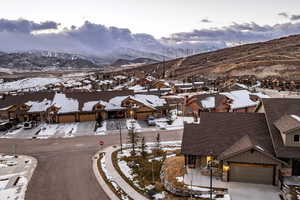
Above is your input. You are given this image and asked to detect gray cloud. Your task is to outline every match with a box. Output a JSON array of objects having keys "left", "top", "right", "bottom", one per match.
[
  {"left": 162, "top": 21, "right": 300, "bottom": 46},
  {"left": 200, "top": 19, "right": 212, "bottom": 23},
  {"left": 1, "top": 18, "right": 300, "bottom": 60},
  {"left": 291, "top": 14, "right": 300, "bottom": 21},
  {"left": 0, "top": 19, "right": 59, "bottom": 33},
  {"left": 278, "top": 12, "right": 289, "bottom": 18}
]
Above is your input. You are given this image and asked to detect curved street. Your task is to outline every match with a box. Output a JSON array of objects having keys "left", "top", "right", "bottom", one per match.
[{"left": 0, "top": 130, "right": 182, "bottom": 200}]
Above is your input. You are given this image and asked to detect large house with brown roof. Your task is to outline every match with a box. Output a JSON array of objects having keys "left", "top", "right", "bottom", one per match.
[
  {"left": 0, "top": 90, "right": 168, "bottom": 123},
  {"left": 185, "top": 90, "right": 268, "bottom": 116},
  {"left": 182, "top": 98, "right": 300, "bottom": 186}
]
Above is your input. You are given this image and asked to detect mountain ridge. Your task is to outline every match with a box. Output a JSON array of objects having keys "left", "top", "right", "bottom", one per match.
[{"left": 124, "top": 34, "right": 300, "bottom": 80}]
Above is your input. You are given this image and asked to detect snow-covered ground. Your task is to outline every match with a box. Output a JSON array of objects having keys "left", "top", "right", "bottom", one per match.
[
  {"left": 95, "top": 121, "right": 107, "bottom": 135},
  {"left": 100, "top": 153, "right": 131, "bottom": 200},
  {"left": 38, "top": 123, "right": 79, "bottom": 138},
  {"left": 0, "top": 154, "right": 37, "bottom": 200},
  {"left": 0, "top": 77, "right": 62, "bottom": 92}
]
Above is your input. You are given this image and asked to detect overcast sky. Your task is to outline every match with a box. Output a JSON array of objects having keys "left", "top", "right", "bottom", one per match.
[
  {"left": 0, "top": 1, "right": 300, "bottom": 57},
  {"left": 1, "top": 0, "right": 300, "bottom": 38}
]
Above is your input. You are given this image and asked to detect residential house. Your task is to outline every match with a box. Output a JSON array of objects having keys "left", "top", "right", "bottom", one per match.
[
  {"left": 181, "top": 98, "right": 300, "bottom": 186},
  {"left": 185, "top": 94, "right": 230, "bottom": 116},
  {"left": 109, "top": 94, "right": 168, "bottom": 120}
]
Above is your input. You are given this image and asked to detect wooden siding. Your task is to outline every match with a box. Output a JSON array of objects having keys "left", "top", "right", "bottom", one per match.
[
  {"left": 79, "top": 113, "right": 96, "bottom": 122},
  {"left": 58, "top": 114, "right": 76, "bottom": 123}
]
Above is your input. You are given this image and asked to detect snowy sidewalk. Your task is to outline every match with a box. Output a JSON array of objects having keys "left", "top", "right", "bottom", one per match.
[{"left": 100, "top": 146, "right": 149, "bottom": 200}]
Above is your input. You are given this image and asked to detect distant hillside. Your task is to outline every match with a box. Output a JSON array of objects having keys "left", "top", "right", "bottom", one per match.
[
  {"left": 127, "top": 34, "right": 300, "bottom": 80},
  {"left": 0, "top": 51, "right": 103, "bottom": 70},
  {"left": 112, "top": 57, "right": 158, "bottom": 67}
]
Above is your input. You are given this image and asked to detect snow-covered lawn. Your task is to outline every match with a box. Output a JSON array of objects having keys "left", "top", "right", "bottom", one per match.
[
  {"left": 126, "top": 119, "right": 142, "bottom": 131},
  {"left": 0, "top": 154, "right": 36, "bottom": 200},
  {"left": 154, "top": 116, "right": 198, "bottom": 131},
  {"left": 95, "top": 121, "right": 107, "bottom": 135},
  {"left": 99, "top": 153, "right": 131, "bottom": 200},
  {"left": 116, "top": 142, "right": 182, "bottom": 199}
]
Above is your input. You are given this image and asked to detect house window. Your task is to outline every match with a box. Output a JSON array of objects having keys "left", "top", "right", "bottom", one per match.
[{"left": 294, "top": 135, "right": 300, "bottom": 143}]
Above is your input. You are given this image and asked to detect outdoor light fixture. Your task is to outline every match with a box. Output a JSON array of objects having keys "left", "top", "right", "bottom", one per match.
[
  {"left": 206, "top": 155, "right": 213, "bottom": 164},
  {"left": 223, "top": 164, "right": 230, "bottom": 172}
]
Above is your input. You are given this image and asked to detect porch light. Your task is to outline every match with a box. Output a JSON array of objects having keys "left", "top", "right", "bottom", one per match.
[
  {"left": 206, "top": 156, "right": 213, "bottom": 164},
  {"left": 223, "top": 165, "right": 230, "bottom": 172},
  {"left": 129, "top": 110, "right": 134, "bottom": 116}
]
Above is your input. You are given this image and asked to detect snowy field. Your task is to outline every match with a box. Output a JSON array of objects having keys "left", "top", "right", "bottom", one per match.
[{"left": 0, "top": 77, "right": 62, "bottom": 92}]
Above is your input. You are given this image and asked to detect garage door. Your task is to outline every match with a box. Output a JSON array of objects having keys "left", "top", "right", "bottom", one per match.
[
  {"left": 59, "top": 115, "right": 76, "bottom": 123},
  {"left": 79, "top": 114, "right": 96, "bottom": 122},
  {"left": 229, "top": 163, "right": 274, "bottom": 184}
]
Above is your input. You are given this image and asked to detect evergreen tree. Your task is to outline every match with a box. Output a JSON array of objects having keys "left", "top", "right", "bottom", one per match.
[
  {"left": 141, "top": 136, "right": 147, "bottom": 158},
  {"left": 127, "top": 120, "right": 139, "bottom": 156}
]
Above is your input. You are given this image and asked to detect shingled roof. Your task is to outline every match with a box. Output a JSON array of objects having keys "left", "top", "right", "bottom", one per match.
[
  {"left": 0, "top": 90, "right": 134, "bottom": 112},
  {"left": 274, "top": 114, "right": 300, "bottom": 134},
  {"left": 181, "top": 112, "right": 275, "bottom": 157},
  {"left": 262, "top": 98, "right": 300, "bottom": 158}
]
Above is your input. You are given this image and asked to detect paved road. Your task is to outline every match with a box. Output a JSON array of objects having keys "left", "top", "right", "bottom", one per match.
[{"left": 0, "top": 129, "right": 182, "bottom": 200}]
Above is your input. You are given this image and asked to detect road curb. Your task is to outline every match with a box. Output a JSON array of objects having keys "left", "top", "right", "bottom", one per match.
[
  {"left": 19, "top": 154, "right": 38, "bottom": 200},
  {"left": 92, "top": 149, "right": 120, "bottom": 200}
]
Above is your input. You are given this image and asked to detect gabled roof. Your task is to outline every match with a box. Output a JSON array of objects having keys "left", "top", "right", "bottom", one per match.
[
  {"left": 109, "top": 94, "right": 166, "bottom": 111},
  {"left": 187, "top": 93, "right": 227, "bottom": 110},
  {"left": 0, "top": 90, "right": 134, "bottom": 113},
  {"left": 262, "top": 98, "right": 300, "bottom": 158},
  {"left": 220, "top": 90, "right": 259, "bottom": 109},
  {"left": 182, "top": 112, "right": 274, "bottom": 157},
  {"left": 274, "top": 114, "right": 300, "bottom": 134},
  {"left": 218, "top": 134, "right": 285, "bottom": 164}
]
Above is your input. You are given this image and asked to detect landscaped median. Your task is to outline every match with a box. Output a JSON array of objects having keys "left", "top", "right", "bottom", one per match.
[
  {"left": 95, "top": 142, "right": 230, "bottom": 200},
  {"left": 95, "top": 151, "right": 132, "bottom": 200}
]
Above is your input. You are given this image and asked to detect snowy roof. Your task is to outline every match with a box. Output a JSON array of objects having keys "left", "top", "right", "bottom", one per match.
[
  {"left": 82, "top": 100, "right": 115, "bottom": 111},
  {"left": 201, "top": 96, "right": 215, "bottom": 109},
  {"left": 26, "top": 99, "right": 52, "bottom": 113},
  {"left": 82, "top": 101, "right": 99, "bottom": 111},
  {"left": 221, "top": 90, "right": 259, "bottom": 109},
  {"left": 109, "top": 94, "right": 166, "bottom": 110},
  {"left": 51, "top": 93, "right": 79, "bottom": 113},
  {"left": 291, "top": 115, "right": 300, "bottom": 122},
  {"left": 128, "top": 85, "right": 145, "bottom": 91},
  {"left": 0, "top": 105, "right": 14, "bottom": 111}
]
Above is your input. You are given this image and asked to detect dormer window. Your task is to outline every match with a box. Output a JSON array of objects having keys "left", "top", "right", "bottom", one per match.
[{"left": 294, "top": 135, "right": 300, "bottom": 143}]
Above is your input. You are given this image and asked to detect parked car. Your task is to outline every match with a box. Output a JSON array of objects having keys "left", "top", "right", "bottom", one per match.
[
  {"left": 23, "top": 121, "right": 33, "bottom": 129},
  {"left": 147, "top": 116, "right": 156, "bottom": 126},
  {"left": 0, "top": 122, "right": 13, "bottom": 131}
]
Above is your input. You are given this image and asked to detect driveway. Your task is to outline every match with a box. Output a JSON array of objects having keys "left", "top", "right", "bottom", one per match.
[
  {"left": 185, "top": 167, "right": 280, "bottom": 200},
  {"left": 228, "top": 182, "right": 280, "bottom": 200}
]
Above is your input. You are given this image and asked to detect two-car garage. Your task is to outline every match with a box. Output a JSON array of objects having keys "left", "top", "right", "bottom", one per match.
[{"left": 229, "top": 163, "right": 275, "bottom": 185}]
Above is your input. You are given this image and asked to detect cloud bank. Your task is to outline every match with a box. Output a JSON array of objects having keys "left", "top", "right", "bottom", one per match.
[{"left": 0, "top": 18, "right": 300, "bottom": 60}]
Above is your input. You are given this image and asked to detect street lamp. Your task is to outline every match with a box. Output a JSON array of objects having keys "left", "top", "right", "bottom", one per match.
[{"left": 207, "top": 154, "right": 214, "bottom": 200}]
